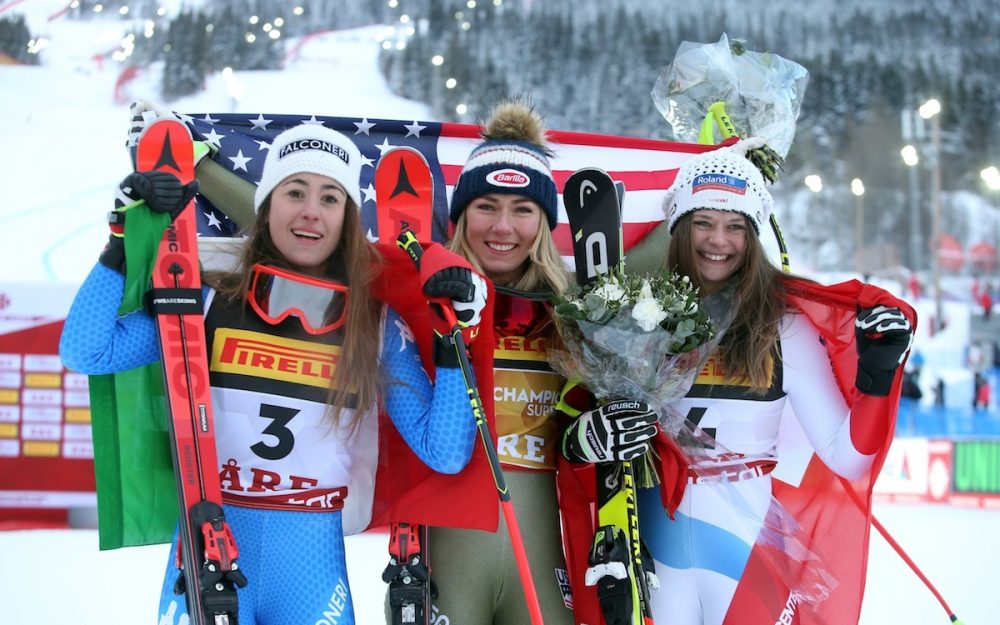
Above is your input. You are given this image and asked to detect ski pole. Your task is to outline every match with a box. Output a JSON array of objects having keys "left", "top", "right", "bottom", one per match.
[
  {"left": 839, "top": 477, "right": 963, "bottom": 624},
  {"left": 397, "top": 229, "right": 546, "bottom": 625}
]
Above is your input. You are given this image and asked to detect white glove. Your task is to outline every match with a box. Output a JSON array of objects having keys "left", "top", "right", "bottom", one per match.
[
  {"left": 451, "top": 272, "right": 487, "bottom": 328},
  {"left": 126, "top": 99, "right": 180, "bottom": 148}
]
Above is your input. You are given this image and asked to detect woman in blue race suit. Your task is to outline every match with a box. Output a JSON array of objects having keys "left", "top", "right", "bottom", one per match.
[{"left": 60, "top": 123, "right": 486, "bottom": 625}]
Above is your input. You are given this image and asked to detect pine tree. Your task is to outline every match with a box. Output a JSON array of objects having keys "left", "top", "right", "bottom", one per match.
[{"left": 0, "top": 14, "right": 37, "bottom": 65}]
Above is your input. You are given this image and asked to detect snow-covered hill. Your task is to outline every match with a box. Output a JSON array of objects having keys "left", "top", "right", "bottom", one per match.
[{"left": 1, "top": 4, "right": 427, "bottom": 284}]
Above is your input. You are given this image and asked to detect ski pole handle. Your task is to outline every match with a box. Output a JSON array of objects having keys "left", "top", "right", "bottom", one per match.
[{"left": 397, "top": 229, "right": 463, "bottom": 331}]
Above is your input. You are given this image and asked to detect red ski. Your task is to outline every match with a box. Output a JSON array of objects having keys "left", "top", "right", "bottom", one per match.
[
  {"left": 136, "top": 119, "right": 246, "bottom": 625},
  {"left": 375, "top": 146, "right": 434, "bottom": 244},
  {"left": 382, "top": 145, "right": 547, "bottom": 625},
  {"left": 376, "top": 146, "right": 437, "bottom": 625}
]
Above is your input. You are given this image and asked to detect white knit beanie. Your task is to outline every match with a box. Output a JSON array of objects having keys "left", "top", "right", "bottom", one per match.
[
  {"left": 254, "top": 124, "right": 363, "bottom": 212},
  {"left": 663, "top": 138, "right": 773, "bottom": 234}
]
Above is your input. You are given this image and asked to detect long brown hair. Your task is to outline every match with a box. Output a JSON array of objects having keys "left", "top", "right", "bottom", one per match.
[
  {"left": 205, "top": 196, "right": 384, "bottom": 429},
  {"left": 668, "top": 213, "right": 800, "bottom": 393},
  {"left": 448, "top": 210, "right": 571, "bottom": 295}
]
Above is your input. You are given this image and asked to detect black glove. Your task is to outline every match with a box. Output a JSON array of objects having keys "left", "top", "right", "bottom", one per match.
[
  {"left": 118, "top": 171, "right": 199, "bottom": 220},
  {"left": 424, "top": 267, "right": 487, "bottom": 328},
  {"left": 432, "top": 330, "right": 465, "bottom": 369},
  {"left": 856, "top": 305, "right": 913, "bottom": 396},
  {"left": 98, "top": 235, "right": 126, "bottom": 275},
  {"left": 99, "top": 172, "right": 198, "bottom": 275},
  {"left": 562, "top": 400, "right": 658, "bottom": 463}
]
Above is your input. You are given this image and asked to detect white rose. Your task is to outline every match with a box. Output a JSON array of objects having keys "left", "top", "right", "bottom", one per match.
[
  {"left": 593, "top": 282, "right": 627, "bottom": 304},
  {"left": 632, "top": 298, "right": 668, "bottom": 332}
]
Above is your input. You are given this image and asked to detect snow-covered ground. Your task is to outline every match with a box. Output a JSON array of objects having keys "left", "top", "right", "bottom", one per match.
[
  {"left": 1, "top": 3, "right": 997, "bottom": 624},
  {"left": 1, "top": 503, "right": 996, "bottom": 625}
]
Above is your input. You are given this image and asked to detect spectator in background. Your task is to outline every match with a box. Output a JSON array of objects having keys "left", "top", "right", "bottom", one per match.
[
  {"left": 974, "top": 372, "right": 990, "bottom": 411},
  {"left": 902, "top": 368, "right": 923, "bottom": 400},
  {"left": 907, "top": 272, "right": 922, "bottom": 300}
]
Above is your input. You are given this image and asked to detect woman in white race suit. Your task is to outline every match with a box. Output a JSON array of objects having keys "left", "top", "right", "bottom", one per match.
[{"left": 637, "top": 139, "right": 915, "bottom": 625}]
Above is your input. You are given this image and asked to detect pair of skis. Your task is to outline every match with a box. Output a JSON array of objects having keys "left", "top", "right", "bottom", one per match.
[
  {"left": 135, "top": 119, "right": 245, "bottom": 625},
  {"left": 564, "top": 170, "right": 656, "bottom": 625},
  {"left": 374, "top": 147, "right": 546, "bottom": 625}
]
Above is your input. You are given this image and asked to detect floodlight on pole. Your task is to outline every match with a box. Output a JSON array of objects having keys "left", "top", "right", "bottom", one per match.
[
  {"left": 804, "top": 174, "right": 823, "bottom": 193},
  {"left": 852, "top": 178, "right": 865, "bottom": 274},
  {"left": 901, "top": 144, "right": 922, "bottom": 269},
  {"left": 982, "top": 166, "right": 1000, "bottom": 191},
  {"left": 920, "top": 98, "right": 943, "bottom": 332}
]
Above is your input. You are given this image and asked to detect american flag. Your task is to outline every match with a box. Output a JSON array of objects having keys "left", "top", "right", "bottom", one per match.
[{"left": 179, "top": 112, "right": 711, "bottom": 266}]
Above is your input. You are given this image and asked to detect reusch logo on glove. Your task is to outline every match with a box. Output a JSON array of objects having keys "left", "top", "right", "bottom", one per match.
[
  {"left": 692, "top": 173, "right": 747, "bottom": 196},
  {"left": 607, "top": 400, "right": 643, "bottom": 411},
  {"left": 488, "top": 168, "right": 530, "bottom": 188},
  {"left": 278, "top": 139, "right": 351, "bottom": 165}
]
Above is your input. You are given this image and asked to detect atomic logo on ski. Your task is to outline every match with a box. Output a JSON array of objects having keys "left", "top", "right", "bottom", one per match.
[
  {"left": 151, "top": 129, "right": 183, "bottom": 174},
  {"left": 375, "top": 147, "right": 433, "bottom": 243},
  {"left": 389, "top": 159, "right": 419, "bottom": 199}
]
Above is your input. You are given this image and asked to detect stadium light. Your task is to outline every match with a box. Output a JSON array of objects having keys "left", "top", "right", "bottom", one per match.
[
  {"left": 852, "top": 178, "right": 865, "bottom": 274},
  {"left": 982, "top": 166, "right": 1000, "bottom": 191},
  {"left": 804, "top": 174, "right": 822, "bottom": 193},
  {"left": 901, "top": 144, "right": 921, "bottom": 269}
]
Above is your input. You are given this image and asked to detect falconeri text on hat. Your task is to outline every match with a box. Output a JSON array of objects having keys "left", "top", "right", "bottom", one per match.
[{"left": 254, "top": 124, "right": 363, "bottom": 213}]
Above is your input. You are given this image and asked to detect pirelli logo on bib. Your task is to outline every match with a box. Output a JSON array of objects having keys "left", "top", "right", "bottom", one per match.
[
  {"left": 495, "top": 336, "right": 549, "bottom": 363},
  {"left": 212, "top": 328, "right": 339, "bottom": 389},
  {"left": 695, "top": 353, "right": 773, "bottom": 388}
]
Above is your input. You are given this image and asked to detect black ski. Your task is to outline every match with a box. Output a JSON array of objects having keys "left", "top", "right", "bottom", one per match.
[{"left": 563, "top": 168, "right": 654, "bottom": 625}]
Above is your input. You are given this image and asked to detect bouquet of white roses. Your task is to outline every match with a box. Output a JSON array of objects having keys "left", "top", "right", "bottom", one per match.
[{"left": 550, "top": 267, "right": 723, "bottom": 485}]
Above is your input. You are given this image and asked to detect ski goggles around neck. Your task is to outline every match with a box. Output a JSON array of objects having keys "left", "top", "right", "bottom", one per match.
[
  {"left": 493, "top": 285, "right": 553, "bottom": 338},
  {"left": 249, "top": 263, "right": 349, "bottom": 335}
]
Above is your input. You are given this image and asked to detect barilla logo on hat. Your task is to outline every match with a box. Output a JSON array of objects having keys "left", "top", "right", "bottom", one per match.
[
  {"left": 692, "top": 174, "right": 747, "bottom": 196},
  {"left": 279, "top": 139, "right": 351, "bottom": 165},
  {"left": 487, "top": 168, "right": 530, "bottom": 188}
]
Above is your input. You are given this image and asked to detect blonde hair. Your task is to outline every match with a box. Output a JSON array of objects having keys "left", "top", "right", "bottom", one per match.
[
  {"left": 205, "top": 196, "right": 383, "bottom": 429},
  {"left": 448, "top": 210, "right": 570, "bottom": 295}
]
